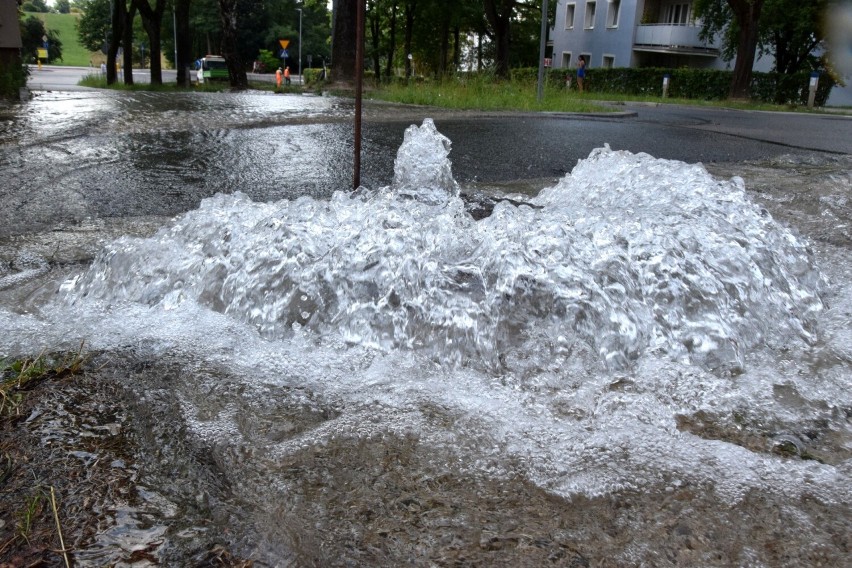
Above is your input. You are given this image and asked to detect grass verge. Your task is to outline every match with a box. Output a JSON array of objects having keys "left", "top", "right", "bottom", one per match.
[
  {"left": 0, "top": 344, "right": 88, "bottom": 418},
  {"left": 369, "top": 77, "right": 614, "bottom": 113},
  {"left": 369, "top": 76, "right": 849, "bottom": 115}
]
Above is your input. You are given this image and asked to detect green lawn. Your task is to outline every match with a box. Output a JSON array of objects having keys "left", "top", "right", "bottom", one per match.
[{"left": 25, "top": 11, "right": 94, "bottom": 67}]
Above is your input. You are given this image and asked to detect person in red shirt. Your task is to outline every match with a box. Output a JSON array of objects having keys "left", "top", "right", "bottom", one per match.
[
  {"left": 284, "top": 66, "right": 291, "bottom": 85},
  {"left": 276, "top": 67, "right": 283, "bottom": 88}
]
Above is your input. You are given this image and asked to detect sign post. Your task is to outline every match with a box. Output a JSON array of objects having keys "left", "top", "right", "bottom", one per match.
[
  {"left": 662, "top": 74, "right": 670, "bottom": 98},
  {"left": 807, "top": 72, "right": 819, "bottom": 109}
]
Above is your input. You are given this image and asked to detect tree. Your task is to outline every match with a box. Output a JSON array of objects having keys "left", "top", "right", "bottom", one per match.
[
  {"left": 22, "top": 0, "right": 50, "bottom": 13},
  {"left": 694, "top": 0, "right": 765, "bottom": 99},
  {"left": 759, "top": 0, "right": 826, "bottom": 75},
  {"left": 218, "top": 0, "right": 248, "bottom": 88},
  {"left": 402, "top": 0, "right": 415, "bottom": 77},
  {"left": 695, "top": 0, "right": 829, "bottom": 99},
  {"left": 384, "top": 0, "right": 398, "bottom": 79},
  {"left": 106, "top": 0, "right": 125, "bottom": 84},
  {"left": 331, "top": 0, "right": 358, "bottom": 85},
  {"left": 174, "top": 0, "right": 192, "bottom": 86},
  {"left": 483, "top": 0, "right": 515, "bottom": 77},
  {"left": 75, "top": 0, "right": 111, "bottom": 52},
  {"left": 20, "top": 15, "right": 63, "bottom": 63},
  {"left": 56, "top": 0, "right": 71, "bottom": 13},
  {"left": 133, "top": 0, "right": 166, "bottom": 85}
]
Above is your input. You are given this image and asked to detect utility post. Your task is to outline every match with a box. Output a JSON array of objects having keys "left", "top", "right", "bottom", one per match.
[
  {"left": 297, "top": 6, "right": 303, "bottom": 85},
  {"left": 536, "top": 0, "right": 549, "bottom": 103}
]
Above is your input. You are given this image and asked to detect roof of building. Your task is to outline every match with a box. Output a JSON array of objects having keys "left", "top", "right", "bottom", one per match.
[{"left": 0, "top": 0, "right": 23, "bottom": 50}]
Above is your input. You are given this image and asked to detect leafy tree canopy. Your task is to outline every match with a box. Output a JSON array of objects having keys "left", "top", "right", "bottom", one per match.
[
  {"left": 22, "top": 0, "right": 51, "bottom": 13},
  {"left": 694, "top": 0, "right": 828, "bottom": 75},
  {"left": 20, "top": 15, "right": 64, "bottom": 63},
  {"left": 74, "top": 0, "right": 110, "bottom": 53}
]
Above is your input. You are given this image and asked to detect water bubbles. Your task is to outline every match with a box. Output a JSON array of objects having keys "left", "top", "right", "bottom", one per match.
[{"left": 61, "top": 124, "right": 824, "bottom": 378}]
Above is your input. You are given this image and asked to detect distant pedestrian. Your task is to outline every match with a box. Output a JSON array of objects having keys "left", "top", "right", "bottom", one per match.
[
  {"left": 284, "top": 66, "right": 291, "bottom": 85},
  {"left": 276, "top": 67, "right": 283, "bottom": 88},
  {"left": 576, "top": 55, "right": 586, "bottom": 93}
]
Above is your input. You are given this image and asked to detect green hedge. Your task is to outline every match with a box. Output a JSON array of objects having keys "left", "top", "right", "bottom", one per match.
[{"left": 510, "top": 67, "right": 835, "bottom": 106}]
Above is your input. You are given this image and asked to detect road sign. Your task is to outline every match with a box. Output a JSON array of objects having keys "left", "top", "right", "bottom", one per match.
[
  {"left": 279, "top": 39, "right": 290, "bottom": 49},
  {"left": 37, "top": 48, "right": 48, "bottom": 59},
  {"left": 279, "top": 49, "right": 288, "bottom": 59}
]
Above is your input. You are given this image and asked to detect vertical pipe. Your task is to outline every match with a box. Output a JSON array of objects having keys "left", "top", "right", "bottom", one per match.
[
  {"left": 298, "top": 9, "right": 303, "bottom": 84},
  {"left": 536, "top": 0, "right": 549, "bottom": 103},
  {"left": 354, "top": 0, "right": 365, "bottom": 189},
  {"left": 173, "top": 7, "right": 177, "bottom": 72}
]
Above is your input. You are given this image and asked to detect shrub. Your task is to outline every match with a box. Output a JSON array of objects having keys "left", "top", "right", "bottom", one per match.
[
  {"left": 303, "top": 67, "right": 327, "bottom": 88},
  {"left": 256, "top": 49, "right": 280, "bottom": 74},
  {"left": 0, "top": 58, "right": 28, "bottom": 101},
  {"left": 515, "top": 66, "right": 836, "bottom": 106}
]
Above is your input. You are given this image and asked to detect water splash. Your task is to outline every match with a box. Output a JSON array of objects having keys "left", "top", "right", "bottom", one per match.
[{"left": 62, "top": 120, "right": 824, "bottom": 375}]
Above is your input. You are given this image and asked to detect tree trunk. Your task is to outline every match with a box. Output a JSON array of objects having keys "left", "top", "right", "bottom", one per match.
[
  {"left": 453, "top": 26, "right": 460, "bottom": 70},
  {"left": 369, "top": 1, "right": 381, "bottom": 81},
  {"left": 175, "top": 0, "right": 192, "bottom": 86},
  {"left": 384, "top": 0, "right": 397, "bottom": 79},
  {"left": 107, "top": 0, "right": 125, "bottom": 85},
  {"left": 134, "top": 0, "right": 166, "bottom": 85},
  {"left": 727, "top": 0, "right": 764, "bottom": 99},
  {"left": 218, "top": 0, "right": 247, "bottom": 88},
  {"left": 439, "top": 9, "right": 449, "bottom": 77},
  {"left": 331, "top": 0, "right": 359, "bottom": 85},
  {"left": 121, "top": 3, "right": 136, "bottom": 85},
  {"left": 403, "top": 0, "right": 415, "bottom": 78},
  {"left": 483, "top": 0, "right": 514, "bottom": 78}
]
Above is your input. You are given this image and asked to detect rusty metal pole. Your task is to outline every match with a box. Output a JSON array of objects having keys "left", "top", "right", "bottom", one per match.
[
  {"left": 536, "top": 0, "right": 549, "bottom": 103},
  {"left": 354, "top": 0, "right": 365, "bottom": 189}
]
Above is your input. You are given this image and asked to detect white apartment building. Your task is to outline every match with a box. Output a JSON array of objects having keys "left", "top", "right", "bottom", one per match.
[
  {"left": 547, "top": 0, "right": 852, "bottom": 105},
  {"left": 549, "top": 0, "right": 764, "bottom": 71}
]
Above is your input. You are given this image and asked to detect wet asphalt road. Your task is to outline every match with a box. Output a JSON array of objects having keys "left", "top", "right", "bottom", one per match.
[
  {"left": 394, "top": 107, "right": 852, "bottom": 188},
  {"left": 2, "top": 71, "right": 850, "bottom": 239}
]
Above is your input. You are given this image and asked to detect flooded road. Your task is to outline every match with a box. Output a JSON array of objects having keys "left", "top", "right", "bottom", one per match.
[
  {"left": 3, "top": 90, "right": 850, "bottom": 239},
  {"left": 0, "top": 90, "right": 850, "bottom": 567}
]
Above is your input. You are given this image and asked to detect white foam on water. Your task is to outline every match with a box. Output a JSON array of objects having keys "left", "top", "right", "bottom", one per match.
[{"left": 1, "top": 119, "right": 848, "bottom": 507}]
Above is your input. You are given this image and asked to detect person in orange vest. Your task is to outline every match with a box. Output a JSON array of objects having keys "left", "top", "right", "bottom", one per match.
[
  {"left": 284, "top": 66, "right": 291, "bottom": 85},
  {"left": 276, "top": 67, "right": 283, "bottom": 88}
]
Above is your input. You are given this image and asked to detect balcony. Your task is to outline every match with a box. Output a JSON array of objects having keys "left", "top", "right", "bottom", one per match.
[{"left": 634, "top": 24, "right": 719, "bottom": 56}]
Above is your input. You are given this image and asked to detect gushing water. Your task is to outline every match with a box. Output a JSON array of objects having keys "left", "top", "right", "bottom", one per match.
[
  {"left": 1, "top": 118, "right": 849, "bottom": 565},
  {"left": 63, "top": 119, "right": 824, "bottom": 376}
]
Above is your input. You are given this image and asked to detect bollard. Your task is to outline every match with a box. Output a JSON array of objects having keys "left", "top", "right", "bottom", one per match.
[
  {"left": 807, "top": 71, "right": 819, "bottom": 108},
  {"left": 662, "top": 74, "right": 670, "bottom": 98}
]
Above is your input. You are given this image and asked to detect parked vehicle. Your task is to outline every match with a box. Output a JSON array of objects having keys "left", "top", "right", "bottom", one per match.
[{"left": 197, "top": 55, "right": 228, "bottom": 84}]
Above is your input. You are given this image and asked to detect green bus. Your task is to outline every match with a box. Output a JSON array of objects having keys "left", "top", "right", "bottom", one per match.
[{"left": 197, "top": 56, "right": 228, "bottom": 83}]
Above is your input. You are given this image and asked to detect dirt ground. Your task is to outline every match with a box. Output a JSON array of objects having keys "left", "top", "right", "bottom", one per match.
[{"left": 1, "top": 353, "right": 849, "bottom": 567}]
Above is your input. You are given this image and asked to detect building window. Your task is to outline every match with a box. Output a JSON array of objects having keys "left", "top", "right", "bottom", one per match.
[
  {"left": 565, "top": 3, "right": 576, "bottom": 29},
  {"left": 664, "top": 2, "right": 689, "bottom": 25},
  {"left": 607, "top": 0, "right": 620, "bottom": 27},
  {"left": 562, "top": 51, "right": 572, "bottom": 68},
  {"left": 602, "top": 55, "right": 614, "bottom": 68},
  {"left": 584, "top": 1, "right": 596, "bottom": 29}
]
